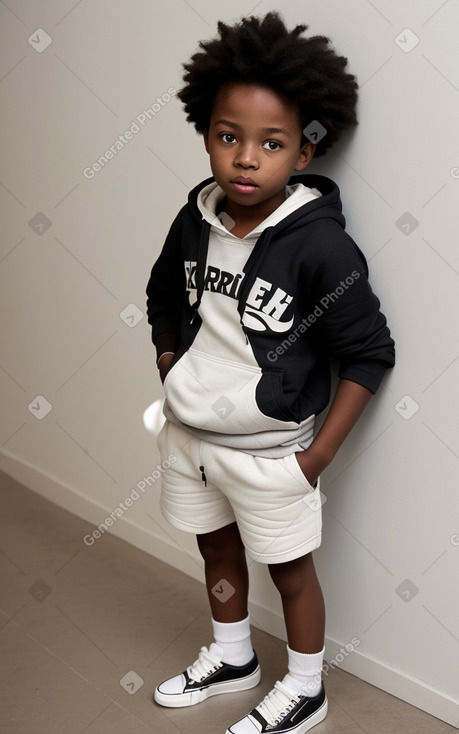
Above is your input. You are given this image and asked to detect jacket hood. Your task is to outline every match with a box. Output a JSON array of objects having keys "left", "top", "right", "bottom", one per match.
[{"left": 187, "top": 172, "right": 346, "bottom": 233}]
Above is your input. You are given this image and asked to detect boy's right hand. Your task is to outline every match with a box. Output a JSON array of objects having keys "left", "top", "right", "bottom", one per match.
[
  {"left": 157, "top": 352, "right": 175, "bottom": 383},
  {"left": 155, "top": 334, "right": 178, "bottom": 383}
]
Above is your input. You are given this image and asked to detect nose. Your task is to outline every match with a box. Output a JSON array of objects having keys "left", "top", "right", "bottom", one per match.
[{"left": 234, "top": 142, "right": 258, "bottom": 169}]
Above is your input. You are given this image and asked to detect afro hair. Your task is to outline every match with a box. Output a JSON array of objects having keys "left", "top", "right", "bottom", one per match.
[{"left": 177, "top": 12, "right": 358, "bottom": 157}]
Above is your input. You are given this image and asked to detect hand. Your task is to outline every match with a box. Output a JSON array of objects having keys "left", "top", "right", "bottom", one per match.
[
  {"left": 294, "top": 447, "right": 328, "bottom": 488},
  {"left": 157, "top": 353, "right": 175, "bottom": 383}
]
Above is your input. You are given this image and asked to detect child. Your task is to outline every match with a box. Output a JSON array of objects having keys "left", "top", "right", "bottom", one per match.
[{"left": 146, "top": 12, "right": 395, "bottom": 734}]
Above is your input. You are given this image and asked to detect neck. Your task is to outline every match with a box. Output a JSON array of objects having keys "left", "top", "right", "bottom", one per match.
[{"left": 219, "top": 191, "right": 287, "bottom": 235}]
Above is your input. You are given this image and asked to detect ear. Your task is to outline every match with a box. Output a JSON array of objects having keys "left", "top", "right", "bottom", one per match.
[{"left": 294, "top": 142, "right": 316, "bottom": 171}]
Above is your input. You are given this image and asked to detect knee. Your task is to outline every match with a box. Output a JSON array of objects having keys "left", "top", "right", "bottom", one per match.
[
  {"left": 269, "top": 554, "right": 315, "bottom": 598},
  {"left": 269, "top": 565, "right": 300, "bottom": 598},
  {"left": 197, "top": 523, "right": 245, "bottom": 566}
]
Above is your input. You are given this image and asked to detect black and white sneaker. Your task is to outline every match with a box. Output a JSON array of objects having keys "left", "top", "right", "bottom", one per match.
[
  {"left": 154, "top": 642, "right": 261, "bottom": 708},
  {"left": 225, "top": 679, "right": 327, "bottom": 733}
]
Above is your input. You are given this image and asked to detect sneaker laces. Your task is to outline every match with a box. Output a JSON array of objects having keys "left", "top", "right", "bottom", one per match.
[
  {"left": 187, "top": 644, "right": 223, "bottom": 683},
  {"left": 257, "top": 680, "right": 303, "bottom": 726}
]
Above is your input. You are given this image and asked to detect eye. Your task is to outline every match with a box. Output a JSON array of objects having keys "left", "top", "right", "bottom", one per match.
[
  {"left": 263, "top": 140, "right": 282, "bottom": 151},
  {"left": 220, "top": 133, "right": 236, "bottom": 144}
]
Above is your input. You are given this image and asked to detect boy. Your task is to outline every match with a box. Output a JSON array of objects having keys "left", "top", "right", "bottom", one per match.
[{"left": 146, "top": 12, "right": 395, "bottom": 734}]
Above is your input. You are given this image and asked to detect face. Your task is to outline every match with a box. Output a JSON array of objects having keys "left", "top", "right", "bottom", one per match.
[{"left": 203, "top": 82, "right": 314, "bottom": 227}]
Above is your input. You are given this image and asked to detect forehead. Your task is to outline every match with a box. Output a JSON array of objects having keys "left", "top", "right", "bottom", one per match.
[{"left": 211, "top": 82, "right": 301, "bottom": 132}]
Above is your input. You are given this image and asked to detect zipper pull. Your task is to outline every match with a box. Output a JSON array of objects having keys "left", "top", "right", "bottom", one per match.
[{"left": 199, "top": 465, "right": 207, "bottom": 486}]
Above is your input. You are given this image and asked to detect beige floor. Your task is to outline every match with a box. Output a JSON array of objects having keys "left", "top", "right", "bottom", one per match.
[{"left": 0, "top": 469, "right": 455, "bottom": 734}]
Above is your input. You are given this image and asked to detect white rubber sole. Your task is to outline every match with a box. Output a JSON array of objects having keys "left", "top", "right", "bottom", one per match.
[
  {"left": 154, "top": 664, "right": 261, "bottom": 708},
  {"left": 225, "top": 695, "right": 328, "bottom": 734},
  {"left": 297, "top": 697, "right": 328, "bottom": 733}
]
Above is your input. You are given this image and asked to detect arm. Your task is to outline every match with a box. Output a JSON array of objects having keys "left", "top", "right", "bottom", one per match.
[
  {"left": 295, "top": 378, "right": 373, "bottom": 486},
  {"left": 146, "top": 211, "right": 186, "bottom": 377},
  {"left": 294, "top": 229, "right": 394, "bottom": 484}
]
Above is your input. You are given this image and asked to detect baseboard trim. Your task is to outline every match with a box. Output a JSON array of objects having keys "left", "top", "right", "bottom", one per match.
[
  {"left": 247, "top": 596, "right": 458, "bottom": 726},
  {"left": 1, "top": 450, "right": 457, "bottom": 726}
]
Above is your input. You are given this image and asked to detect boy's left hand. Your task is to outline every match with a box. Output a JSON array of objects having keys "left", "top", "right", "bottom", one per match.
[
  {"left": 294, "top": 380, "right": 374, "bottom": 488},
  {"left": 294, "top": 448, "right": 326, "bottom": 488}
]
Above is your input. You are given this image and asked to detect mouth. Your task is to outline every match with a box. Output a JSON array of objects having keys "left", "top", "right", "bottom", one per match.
[{"left": 231, "top": 177, "right": 259, "bottom": 194}]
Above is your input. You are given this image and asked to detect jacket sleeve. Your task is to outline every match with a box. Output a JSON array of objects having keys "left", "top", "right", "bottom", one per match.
[
  {"left": 146, "top": 210, "right": 186, "bottom": 344},
  {"left": 306, "top": 223, "right": 395, "bottom": 393}
]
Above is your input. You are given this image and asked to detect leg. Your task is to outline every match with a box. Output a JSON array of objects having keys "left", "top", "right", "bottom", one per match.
[
  {"left": 197, "top": 522, "right": 249, "bottom": 623},
  {"left": 268, "top": 552, "right": 325, "bottom": 653},
  {"left": 154, "top": 522, "right": 260, "bottom": 708},
  {"left": 225, "top": 554, "right": 327, "bottom": 731}
]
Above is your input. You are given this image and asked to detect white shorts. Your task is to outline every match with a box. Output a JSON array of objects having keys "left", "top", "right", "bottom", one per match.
[{"left": 156, "top": 420, "right": 322, "bottom": 564}]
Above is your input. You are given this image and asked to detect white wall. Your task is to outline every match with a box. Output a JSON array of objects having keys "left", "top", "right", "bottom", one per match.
[{"left": 1, "top": 0, "right": 458, "bottom": 725}]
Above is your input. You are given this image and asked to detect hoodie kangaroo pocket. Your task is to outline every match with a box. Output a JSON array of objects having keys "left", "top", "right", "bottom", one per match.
[
  {"left": 163, "top": 348, "right": 299, "bottom": 434},
  {"left": 256, "top": 368, "right": 300, "bottom": 423}
]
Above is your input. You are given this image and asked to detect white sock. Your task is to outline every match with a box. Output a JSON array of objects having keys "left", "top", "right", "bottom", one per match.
[
  {"left": 211, "top": 615, "right": 254, "bottom": 667},
  {"left": 283, "top": 645, "right": 324, "bottom": 697}
]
